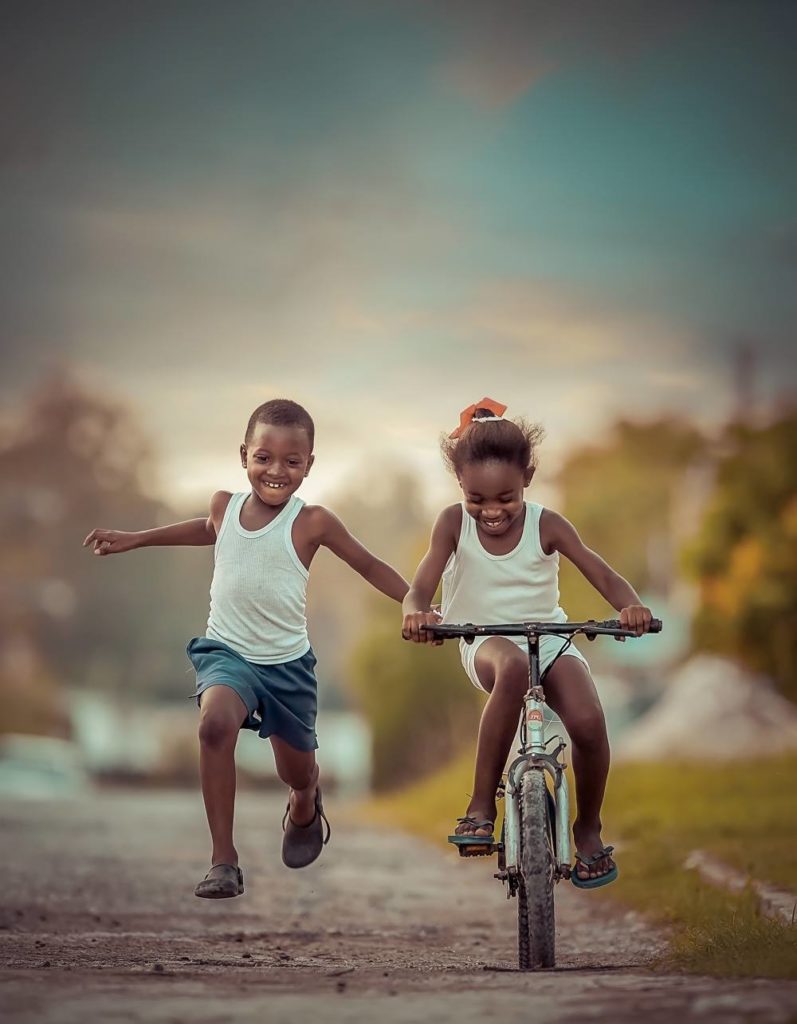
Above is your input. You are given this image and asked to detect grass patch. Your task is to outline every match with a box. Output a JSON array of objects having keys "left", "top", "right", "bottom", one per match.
[{"left": 366, "top": 753, "right": 797, "bottom": 978}]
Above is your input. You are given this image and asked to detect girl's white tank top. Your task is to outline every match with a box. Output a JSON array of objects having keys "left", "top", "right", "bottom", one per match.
[
  {"left": 440, "top": 502, "right": 566, "bottom": 652},
  {"left": 205, "top": 491, "right": 310, "bottom": 665}
]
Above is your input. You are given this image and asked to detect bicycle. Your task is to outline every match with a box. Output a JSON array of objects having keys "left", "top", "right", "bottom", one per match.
[{"left": 425, "top": 617, "right": 662, "bottom": 971}]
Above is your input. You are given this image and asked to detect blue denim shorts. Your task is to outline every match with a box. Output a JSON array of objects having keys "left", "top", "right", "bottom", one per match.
[{"left": 186, "top": 636, "right": 318, "bottom": 751}]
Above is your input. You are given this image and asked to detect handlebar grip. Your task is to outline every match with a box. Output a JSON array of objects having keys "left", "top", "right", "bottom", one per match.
[{"left": 602, "top": 618, "right": 662, "bottom": 633}]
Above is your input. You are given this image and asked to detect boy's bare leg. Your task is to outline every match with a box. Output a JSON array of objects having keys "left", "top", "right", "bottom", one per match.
[
  {"left": 270, "top": 735, "right": 319, "bottom": 826},
  {"left": 197, "top": 685, "right": 248, "bottom": 866},
  {"left": 457, "top": 638, "right": 530, "bottom": 836},
  {"left": 544, "top": 656, "right": 613, "bottom": 881}
]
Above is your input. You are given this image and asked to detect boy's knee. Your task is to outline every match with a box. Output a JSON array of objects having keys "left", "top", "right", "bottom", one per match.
[
  {"left": 277, "top": 762, "right": 315, "bottom": 790},
  {"left": 198, "top": 713, "right": 239, "bottom": 751}
]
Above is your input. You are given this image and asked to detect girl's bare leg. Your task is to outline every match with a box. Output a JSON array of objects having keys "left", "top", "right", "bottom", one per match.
[
  {"left": 543, "top": 656, "right": 613, "bottom": 880},
  {"left": 270, "top": 735, "right": 319, "bottom": 826},
  {"left": 197, "top": 685, "right": 248, "bottom": 866},
  {"left": 457, "top": 638, "right": 529, "bottom": 836}
]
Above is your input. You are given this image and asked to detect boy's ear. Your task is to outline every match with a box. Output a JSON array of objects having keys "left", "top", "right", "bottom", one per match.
[
  {"left": 304, "top": 454, "right": 315, "bottom": 477},
  {"left": 524, "top": 467, "right": 535, "bottom": 486},
  {"left": 240, "top": 443, "right": 248, "bottom": 468}
]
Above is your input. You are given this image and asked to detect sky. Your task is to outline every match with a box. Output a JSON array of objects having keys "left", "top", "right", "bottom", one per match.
[{"left": 2, "top": 0, "right": 796, "bottom": 509}]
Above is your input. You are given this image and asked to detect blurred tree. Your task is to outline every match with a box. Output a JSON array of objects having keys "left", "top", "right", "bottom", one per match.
[
  {"left": 348, "top": 590, "right": 480, "bottom": 791},
  {"left": 0, "top": 367, "right": 212, "bottom": 725},
  {"left": 684, "top": 410, "right": 797, "bottom": 701},
  {"left": 556, "top": 417, "right": 707, "bottom": 621},
  {"left": 307, "top": 466, "right": 434, "bottom": 709}
]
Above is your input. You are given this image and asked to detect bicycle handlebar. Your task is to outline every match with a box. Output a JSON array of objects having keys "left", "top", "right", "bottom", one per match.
[{"left": 423, "top": 618, "right": 662, "bottom": 641}]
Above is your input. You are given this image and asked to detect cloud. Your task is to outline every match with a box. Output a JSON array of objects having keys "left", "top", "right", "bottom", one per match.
[{"left": 428, "top": 0, "right": 697, "bottom": 108}]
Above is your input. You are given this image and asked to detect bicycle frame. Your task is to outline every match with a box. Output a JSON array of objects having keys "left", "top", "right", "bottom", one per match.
[
  {"left": 425, "top": 617, "right": 661, "bottom": 969},
  {"left": 502, "top": 631, "right": 571, "bottom": 883},
  {"left": 428, "top": 618, "right": 661, "bottom": 879}
]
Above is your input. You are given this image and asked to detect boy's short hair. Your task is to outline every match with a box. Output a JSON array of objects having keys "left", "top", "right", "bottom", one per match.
[{"left": 245, "top": 400, "right": 315, "bottom": 450}]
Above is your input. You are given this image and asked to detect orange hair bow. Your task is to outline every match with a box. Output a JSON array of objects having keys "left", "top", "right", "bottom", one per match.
[{"left": 449, "top": 397, "right": 508, "bottom": 438}]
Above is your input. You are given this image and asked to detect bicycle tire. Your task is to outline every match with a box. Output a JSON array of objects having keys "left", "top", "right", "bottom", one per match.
[{"left": 517, "top": 769, "right": 556, "bottom": 969}]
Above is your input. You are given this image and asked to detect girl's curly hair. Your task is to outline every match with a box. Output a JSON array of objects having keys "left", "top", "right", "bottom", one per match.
[{"left": 441, "top": 407, "right": 545, "bottom": 476}]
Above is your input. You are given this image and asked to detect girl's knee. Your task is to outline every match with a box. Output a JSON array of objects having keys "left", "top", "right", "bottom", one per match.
[
  {"left": 566, "top": 706, "right": 608, "bottom": 751},
  {"left": 492, "top": 660, "right": 528, "bottom": 700}
]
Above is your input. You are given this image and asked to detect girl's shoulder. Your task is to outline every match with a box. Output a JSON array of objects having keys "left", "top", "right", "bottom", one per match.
[
  {"left": 435, "top": 502, "right": 462, "bottom": 527},
  {"left": 432, "top": 503, "right": 463, "bottom": 550},
  {"left": 537, "top": 505, "right": 571, "bottom": 555}
]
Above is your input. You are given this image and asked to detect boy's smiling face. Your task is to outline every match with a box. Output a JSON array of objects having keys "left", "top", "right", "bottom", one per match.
[{"left": 241, "top": 422, "right": 314, "bottom": 506}]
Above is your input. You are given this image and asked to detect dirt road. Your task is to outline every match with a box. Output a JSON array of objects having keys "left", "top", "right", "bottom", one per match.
[{"left": 1, "top": 790, "right": 795, "bottom": 1023}]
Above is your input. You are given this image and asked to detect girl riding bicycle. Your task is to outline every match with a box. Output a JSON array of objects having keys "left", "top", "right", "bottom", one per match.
[{"left": 402, "top": 399, "right": 653, "bottom": 888}]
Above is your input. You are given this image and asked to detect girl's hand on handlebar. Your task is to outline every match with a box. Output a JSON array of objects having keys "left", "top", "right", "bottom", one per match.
[
  {"left": 402, "top": 610, "right": 443, "bottom": 644},
  {"left": 619, "top": 604, "right": 653, "bottom": 636}
]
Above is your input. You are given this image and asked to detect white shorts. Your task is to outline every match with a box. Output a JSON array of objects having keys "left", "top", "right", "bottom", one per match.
[{"left": 460, "top": 633, "right": 590, "bottom": 693}]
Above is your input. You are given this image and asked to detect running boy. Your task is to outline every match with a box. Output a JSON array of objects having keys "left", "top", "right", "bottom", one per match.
[
  {"left": 85, "top": 399, "right": 408, "bottom": 898},
  {"left": 402, "top": 399, "right": 652, "bottom": 888}
]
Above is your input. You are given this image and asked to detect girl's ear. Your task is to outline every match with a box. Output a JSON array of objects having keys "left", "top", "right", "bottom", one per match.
[
  {"left": 240, "top": 443, "right": 248, "bottom": 468},
  {"left": 304, "top": 454, "right": 315, "bottom": 477},
  {"left": 524, "top": 467, "right": 535, "bottom": 487}
]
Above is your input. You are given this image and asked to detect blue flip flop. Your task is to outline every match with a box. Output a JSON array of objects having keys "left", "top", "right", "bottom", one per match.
[
  {"left": 570, "top": 845, "right": 618, "bottom": 889},
  {"left": 448, "top": 815, "right": 495, "bottom": 846}
]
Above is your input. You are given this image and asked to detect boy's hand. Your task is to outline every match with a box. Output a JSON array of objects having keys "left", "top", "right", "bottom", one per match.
[
  {"left": 83, "top": 529, "right": 141, "bottom": 556},
  {"left": 619, "top": 604, "right": 653, "bottom": 636},
  {"left": 402, "top": 610, "right": 443, "bottom": 644}
]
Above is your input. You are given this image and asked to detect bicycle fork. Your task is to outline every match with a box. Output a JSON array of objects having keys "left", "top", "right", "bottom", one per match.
[{"left": 500, "top": 633, "right": 572, "bottom": 888}]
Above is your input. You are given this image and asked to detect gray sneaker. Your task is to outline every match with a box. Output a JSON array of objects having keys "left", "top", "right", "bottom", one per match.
[{"left": 194, "top": 863, "right": 244, "bottom": 898}]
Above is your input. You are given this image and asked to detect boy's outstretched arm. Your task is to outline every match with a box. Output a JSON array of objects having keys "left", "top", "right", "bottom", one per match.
[
  {"left": 402, "top": 505, "right": 459, "bottom": 644},
  {"left": 83, "top": 490, "right": 230, "bottom": 556},
  {"left": 543, "top": 510, "right": 652, "bottom": 634},
  {"left": 311, "top": 508, "right": 409, "bottom": 602}
]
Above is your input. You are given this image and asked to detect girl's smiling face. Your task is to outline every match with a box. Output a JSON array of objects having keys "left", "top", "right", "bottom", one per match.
[
  {"left": 240, "top": 422, "right": 314, "bottom": 506},
  {"left": 458, "top": 460, "right": 532, "bottom": 537}
]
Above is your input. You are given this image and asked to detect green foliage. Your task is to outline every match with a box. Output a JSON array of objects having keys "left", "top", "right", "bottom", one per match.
[
  {"left": 684, "top": 411, "right": 797, "bottom": 701},
  {"left": 348, "top": 597, "right": 481, "bottom": 791},
  {"left": 307, "top": 467, "right": 433, "bottom": 709},
  {"left": 556, "top": 417, "right": 706, "bottom": 619}
]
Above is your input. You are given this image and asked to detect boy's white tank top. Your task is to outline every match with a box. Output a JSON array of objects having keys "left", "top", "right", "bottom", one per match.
[
  {"left": 206, "top": 491, "right": 310, "bottom": 665},
  {"left": 441, "top": 502, "right": 566, "bottom": 646}
]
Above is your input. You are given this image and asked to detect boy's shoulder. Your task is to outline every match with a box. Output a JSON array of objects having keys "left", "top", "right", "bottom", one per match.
[
  {"left": 294, "top": 502, "right": 338, "bottom": 536},
  {"left": 207, "top": 490, "right": 235, "bottom": 530},
  {"left": 210, "top": 489, "right": 234, "bottom": 511}
]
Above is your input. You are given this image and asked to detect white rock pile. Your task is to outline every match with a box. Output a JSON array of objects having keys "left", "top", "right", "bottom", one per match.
[{"left": 617, "top": 654, "right": 797, "bottom": 760}]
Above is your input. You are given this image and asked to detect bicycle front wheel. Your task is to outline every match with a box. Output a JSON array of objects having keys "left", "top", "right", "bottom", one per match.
[{"left": 517, "top": 768, "right": 555, "bottom": 969}]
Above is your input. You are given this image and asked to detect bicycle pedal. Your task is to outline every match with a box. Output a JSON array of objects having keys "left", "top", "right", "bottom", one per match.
[{"left": 458, "top": 844, "right": 496, "bottom": 858}]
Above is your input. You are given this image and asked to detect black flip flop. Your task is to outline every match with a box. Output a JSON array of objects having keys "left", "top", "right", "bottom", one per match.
[{"left": 281, "top": 786, "right": 331, "bottom": 869}]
